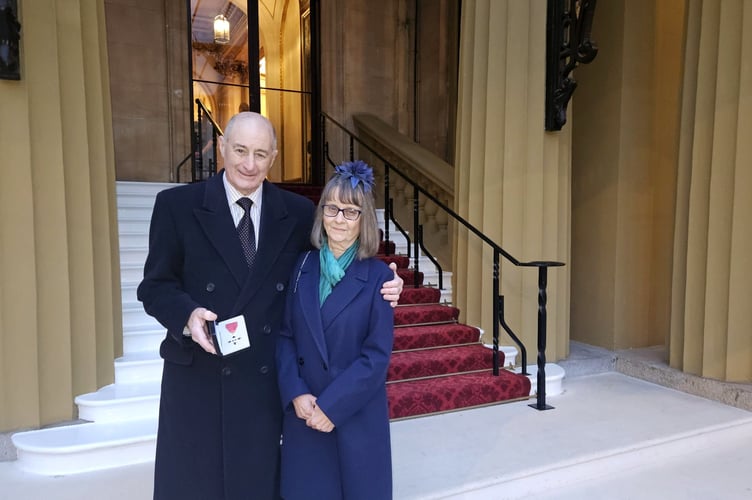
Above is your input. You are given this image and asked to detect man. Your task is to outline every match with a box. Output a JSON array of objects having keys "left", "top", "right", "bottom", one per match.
[{"left": 137, "top": 112, "right": 402, "bottom": 500}]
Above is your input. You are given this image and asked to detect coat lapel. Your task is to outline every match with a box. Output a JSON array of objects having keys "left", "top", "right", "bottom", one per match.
[
  {"left": 296, "top": 251, "right": 329, "bottom": 362},
  {"left": 320, "top": 258, "right": 368, "bottom": 331},
  {"left": 194, "top": 172, "right": 248, "bottom": 288}
]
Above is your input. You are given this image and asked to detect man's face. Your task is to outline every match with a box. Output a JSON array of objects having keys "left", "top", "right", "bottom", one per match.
[{"left": 219, "top": 118, "right": 277, "bottom": 195}]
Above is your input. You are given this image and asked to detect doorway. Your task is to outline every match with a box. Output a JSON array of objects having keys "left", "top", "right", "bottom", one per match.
[{"left": 187, "top": 0, "right": 319, "bottom": 184}]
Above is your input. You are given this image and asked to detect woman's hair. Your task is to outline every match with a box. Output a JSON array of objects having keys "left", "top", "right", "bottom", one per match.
[{"left": 310, "top": 166, "right": 380, "bottom": 259}]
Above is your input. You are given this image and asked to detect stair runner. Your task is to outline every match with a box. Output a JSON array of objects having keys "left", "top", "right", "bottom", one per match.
[{"left": 377, "top": 245, "right": 532, "bottom": 420}]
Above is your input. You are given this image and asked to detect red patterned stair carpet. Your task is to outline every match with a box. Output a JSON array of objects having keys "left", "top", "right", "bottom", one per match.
[{"left": 382, "top": 253, "right": 531, "bottom": 420}]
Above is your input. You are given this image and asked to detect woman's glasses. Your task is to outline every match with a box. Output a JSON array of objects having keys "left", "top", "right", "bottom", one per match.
[{"left": 322, "top": 204, "right": 362, "bottom": 221}]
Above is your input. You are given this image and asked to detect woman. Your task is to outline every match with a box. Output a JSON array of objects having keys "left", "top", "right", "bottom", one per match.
[{"left": 276, "top": 160, "right": 394, "bottom": 500}]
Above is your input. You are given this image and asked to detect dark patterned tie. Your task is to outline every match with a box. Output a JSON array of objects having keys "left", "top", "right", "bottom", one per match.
[{"left": 236, "top": 198, "right": 256, "bottom": 267}]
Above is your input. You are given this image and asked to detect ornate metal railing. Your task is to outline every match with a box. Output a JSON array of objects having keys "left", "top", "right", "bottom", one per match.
[
  {"left": 321, "top": 112, "right": 565, "bottom": 410},
  {"left": 185, "top": 99, "right": 224, "bottom": 182}
]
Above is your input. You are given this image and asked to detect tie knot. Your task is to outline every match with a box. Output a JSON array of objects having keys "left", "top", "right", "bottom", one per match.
[{"left": 236, "top": 197, "right": 253, "bottom": 213}]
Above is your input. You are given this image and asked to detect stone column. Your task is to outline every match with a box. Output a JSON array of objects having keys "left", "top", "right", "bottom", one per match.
[
  {"left": 671, "top": 0, "right": 752, "bottom": 382},
  {"left": 454, "top": 0, "right": 571, "bottom": 361},
  {"left": 0, "top": 0, "right": 119, "bottom": 431}
]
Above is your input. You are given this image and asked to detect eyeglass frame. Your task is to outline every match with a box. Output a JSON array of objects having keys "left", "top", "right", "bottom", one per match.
[{"left": 321, "top": 204, "right": 362, "bottom": 221}]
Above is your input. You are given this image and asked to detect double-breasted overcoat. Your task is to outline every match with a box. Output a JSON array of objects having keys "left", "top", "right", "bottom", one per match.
[
  {"left": 138, "top": 172, "right": 314, "bottom": 500},
  {"left": 276, "top": 250, "right": 394, "bottom": 500}
]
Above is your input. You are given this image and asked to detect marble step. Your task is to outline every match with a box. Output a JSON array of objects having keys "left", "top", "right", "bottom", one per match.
[
  {"left": 75, "top": 381, "right": 160, "bottom": 423},
  {"left": 121, "top": 302, "right": 161, "bottom": 330},
  {"left": 120, "top": 263, "right": 144, "bottom": 284},
  {"left": 11, "top": 418, "right": 157, "bottom": 475},
  {"left": 114, "top": 351, "right": 163, "bottom": 385},
  {"left": 119, "top": 245, "right": 148, "bottom": 266},
  {"left": 122, "top": 325, "right": 164, "bottom": 354}
]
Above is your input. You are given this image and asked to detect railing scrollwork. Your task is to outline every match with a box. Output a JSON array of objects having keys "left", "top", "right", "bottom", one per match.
[{"left": 545, "top": 0, "right": 599, "bottom": 131}]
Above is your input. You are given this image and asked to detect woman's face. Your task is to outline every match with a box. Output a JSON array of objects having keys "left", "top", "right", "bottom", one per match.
[{"left": 322, "top": 193, "right": 362, "bottom": 255}]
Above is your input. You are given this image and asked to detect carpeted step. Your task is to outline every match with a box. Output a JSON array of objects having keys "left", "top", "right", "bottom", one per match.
[
  {"left": 378, "top": 240, "right": 396, "bottom": 255},
  {"left": 276, "top": 183, "right": 322, "bottom": 205},
  {"left": 396, "top": 269, "right": 424, "bottom": 287},
  {"left": 397, "top": 286, "right": 442, "bottom": 305},
  {"left": 388, "top": 344, "right": 498, "bottom": 381},
  {"left": 387, "top": 371, "right": 531, "bottom": 420},
  {"left": 394, "top": 304, "right": 459, "bottom": 326},
  {"left": 393, "top": 323, "right": 480, "bottom": 351},
  {"left": 377, "top": 254, "right": 411, "bottom": 269}
]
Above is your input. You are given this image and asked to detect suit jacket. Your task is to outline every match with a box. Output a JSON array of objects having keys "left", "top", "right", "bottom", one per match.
[
  {"left": 137, "top": 172, "right": 314, "bottom": 500},
  {"left": 276, "top": 251, "right": 394, "bottom": 500}
]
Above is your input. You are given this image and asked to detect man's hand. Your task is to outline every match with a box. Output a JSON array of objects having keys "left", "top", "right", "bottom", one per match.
[
  {"left": 381, "top": 262, "right": 404, "bottom": 307},
  {"left": 186, "top": 307, "right": 218, "bottom": 354},
  {"left": 292, "top": 394, "right": 316, "bottom": 420}
]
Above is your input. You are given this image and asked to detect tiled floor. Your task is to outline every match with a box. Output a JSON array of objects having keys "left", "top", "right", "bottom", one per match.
[{"left": 2, "top": 364, "right": 751, "bottom": 499}]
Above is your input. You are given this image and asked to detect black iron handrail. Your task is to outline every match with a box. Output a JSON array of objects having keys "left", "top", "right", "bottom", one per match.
[
  {"left": 192, "top": 99, "right": 223, "bottom": 182},
  {"left": 320, "top": 111, "right": 564, "bottom": 410},
  {"left": 175, "top": 152, "right": 192, "bottom": 184}
]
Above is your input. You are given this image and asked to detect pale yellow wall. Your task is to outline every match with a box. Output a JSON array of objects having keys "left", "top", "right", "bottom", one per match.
[
  {"left": 0, "top": 0, "right": 120, "bottom": 432},
  {"left": 571, "top": 0, "right": 685, "bottom": 351},
  {"left": 454, "top": 0, "right": 571, "bottom": 362},
  {"left": 670, "top": 0, "right": 752, "bottom": 382}
]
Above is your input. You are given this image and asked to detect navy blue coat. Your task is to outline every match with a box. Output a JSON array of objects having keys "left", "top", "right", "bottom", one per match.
[
  {"left": 276, "top": 251, "right": 394, "bottom": 500},
  {"left": 137, "top": 172, "right": 314, "bottom": 500}
]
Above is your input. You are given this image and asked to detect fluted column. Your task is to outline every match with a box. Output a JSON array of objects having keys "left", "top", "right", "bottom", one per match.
[
  {"left": 671, "top": 0, "right": 752, "bottom": 382},
  {"left": 0, "top": 0, "right": 119, "bottom": 432},
  {"left": 454, "top": 0, "right": 571, "bottom": 361}
]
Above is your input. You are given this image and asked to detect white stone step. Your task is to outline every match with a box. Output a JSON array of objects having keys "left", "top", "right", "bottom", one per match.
[
  {"left": 118, "top": 218, "right": 151, "bottom": 236},
  {"left": 120, "top": 263, "right": 144, "bottom": 284},
  {"left": 114, "top": 351, "right": 163, "bottom": 385},
  {"left": 119, "top": 245, "right": 148, "bottom": 266},
  {"left": 117, "top": 205, "right": 154, "bottom": 221},
  {"left": 481, "top": 341, "right": 519, "bottom": 369},
  {"left": 118, "top": 230, "right": 149, "bottom": 249},
  {"left": 123, "top": 325, "right": 164, "bottom": 354},
  {"left": 75, "top": 381, "right": 160, "bottom": 423},
  {"left": 11, "top": 418, "right": 157, "bottom": 475},
  {"left": 116, "top": 180, "right": 177, "bottom": 198},
  {"left": 121, "top": 282, "right": 137, "bottom": 304},
  {"left": 519, "top": 363, "right": 566, "bottom": 398},
  {"left": 121, "top": 303, "right": 161, "bottom": 330}
]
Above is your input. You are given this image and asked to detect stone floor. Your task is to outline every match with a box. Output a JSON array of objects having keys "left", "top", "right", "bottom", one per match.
[{"left": 2, "top": 343, "right": 751, "bottom": 500}]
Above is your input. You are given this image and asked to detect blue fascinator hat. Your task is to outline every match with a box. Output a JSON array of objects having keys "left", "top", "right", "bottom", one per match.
[{"left": 334, "top": 160, "right": 375, "bottom": 193}]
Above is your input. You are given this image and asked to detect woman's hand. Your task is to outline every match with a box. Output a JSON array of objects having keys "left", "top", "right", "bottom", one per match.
[
  {"left": 292, "top": 394, "right": 316, "bottom": 420},
  {"left": 307, "top": 403, "right": 335, "bottom": 433}
]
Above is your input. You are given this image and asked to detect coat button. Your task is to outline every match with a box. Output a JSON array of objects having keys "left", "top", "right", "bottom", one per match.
[
  {"left": 259, "top": 365, "right": 269, "bottom": 375},
  {"left": 276, "top": 282, "right": 285, "bottom": 292},
  {"left": 206, "top": 283, "right": 215, "bottom": 292},
  {"left": 322, "top": 363, "right": 328, "bottom": 371},
  {"left": 263, "top": 325, "right": 272, "bottom": 335},
  {"left": 222, "top": 366, "right": 232, "bottom": 376},
  {"left": 298, "top": 357, "right": 305, "bottom": 366}
]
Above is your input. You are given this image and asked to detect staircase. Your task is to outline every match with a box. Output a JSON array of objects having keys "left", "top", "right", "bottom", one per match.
[
  {"left": 10, "top": 181, "right": 563, "bottom": 475},
  {"left": 377, "top": 251, "right": 532, "bottom": 420}
]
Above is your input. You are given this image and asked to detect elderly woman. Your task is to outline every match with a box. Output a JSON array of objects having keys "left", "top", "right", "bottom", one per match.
[{"left": 276, "top": 160, "right": 394, "bottom": 500}]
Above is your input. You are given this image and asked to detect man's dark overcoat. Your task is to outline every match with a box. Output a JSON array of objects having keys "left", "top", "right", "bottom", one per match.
[{"left": 137, "top": 172, "right": 314, "bottom": 500}]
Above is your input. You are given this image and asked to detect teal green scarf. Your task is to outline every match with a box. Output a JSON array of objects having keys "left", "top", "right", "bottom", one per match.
[{"left": 319, "top": 238, "right": 358, "bottom": 306}]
